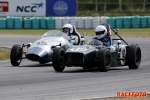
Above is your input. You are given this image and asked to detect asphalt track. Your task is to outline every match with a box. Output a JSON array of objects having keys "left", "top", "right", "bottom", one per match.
[{"left": 0, "top": 35, "right": 150, "bottom": 100}]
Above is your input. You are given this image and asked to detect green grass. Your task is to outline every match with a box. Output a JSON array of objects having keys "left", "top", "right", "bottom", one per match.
[
  {"left": 0, "top": 29, "right": 50, "bottom": 35},
  {"left": 0, "top": 49, "right": 10, "bottom": 60},
  {"left": 1, "top": 28, "right": 150, "bottom": 37},
  {"left": 112, "top": 28, "right": 150, "bottom": 37}
]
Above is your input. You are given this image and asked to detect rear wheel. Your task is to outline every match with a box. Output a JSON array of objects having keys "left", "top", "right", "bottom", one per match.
[
  {"left": 127, "top": 44, "right": 141, "bottom": 69},
  {"left": 10, "top": 44, "right": 22, "bottom": 66},
  {"left": 97, "top": 48, "right": 111, "bottom": 72},
  {"left": 52, "top": 47, "right": 65, "bottom": 72}
]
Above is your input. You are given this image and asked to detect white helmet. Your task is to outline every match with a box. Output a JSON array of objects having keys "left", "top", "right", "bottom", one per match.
[
  {"left": 95, "top": 25, "right": 107, "bottom": 39},
  {"left": 62, "top": 24, "right": 73, "bottom": 34}
]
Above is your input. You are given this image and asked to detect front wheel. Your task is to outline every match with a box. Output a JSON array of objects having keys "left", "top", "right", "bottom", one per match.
[
  {"left": 10, "top": 44, "right": 22, "bottom": 66},
  {"left": 52, "top": 47, "right": 65, "bottom": 72},
  {"left": 97, "top": 48, "right": 111, "bottom": 72}
]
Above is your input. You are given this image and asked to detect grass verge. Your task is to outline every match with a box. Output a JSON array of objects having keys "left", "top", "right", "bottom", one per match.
[
  {"left": 0, "top": 48, "right": 10, "bottom": 60},
  {"left": 0, "top": 28, "right": 150, "bottom": 37}
]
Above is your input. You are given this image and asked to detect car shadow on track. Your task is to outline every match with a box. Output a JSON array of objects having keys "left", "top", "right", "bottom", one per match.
[
  {"left": 10, "top": 63, "right": 53, "bottom": 67},
  {"left": 61, "top": 67, "right": 130, "bottom": 73}
]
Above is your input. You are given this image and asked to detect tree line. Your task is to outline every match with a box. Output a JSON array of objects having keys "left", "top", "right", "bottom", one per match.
[{"left": 77, "top": 0, "right": 150, "bottom": 14}]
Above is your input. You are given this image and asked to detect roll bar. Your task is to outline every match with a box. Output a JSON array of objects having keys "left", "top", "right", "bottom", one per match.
[{"left": 102, "top": 23, "right": 129, "bottom": 45}]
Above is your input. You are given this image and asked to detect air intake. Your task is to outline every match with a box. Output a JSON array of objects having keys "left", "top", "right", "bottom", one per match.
[
  {"left": 26, "top": 54, "right": 40, "bottom": 61},
  {"left": 65, "top": 53, "right": 83, "bottom": 65}
]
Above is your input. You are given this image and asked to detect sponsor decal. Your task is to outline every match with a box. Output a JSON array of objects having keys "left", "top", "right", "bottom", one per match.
[
  {"left": 0, "top": 2, "right": 8, "bottom": 12},
  {"left": 16, "top": 2, "right": 44, "bottom": 12},
  {"left": 53, "top": 0, "right": 68, "bottom": 16},
  {"left": 117, "top": 92, "right": 147, "bottom": 98},
  {"left": 46, "top": 0, "right": 76, "bottom": 16},
  {"left": 70, "top": 48, "right": 87, "bottom": 51}
]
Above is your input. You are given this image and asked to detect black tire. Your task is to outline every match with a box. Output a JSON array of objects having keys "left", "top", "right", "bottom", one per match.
[
  {"left": 52, "top": 47, "right": 65, "bottom": 72},
  {"left": 127, "top": 44, "right": 141, "bottom": 69},
  {"left": 62, "top": 45, "right": 69, "bottom": 51},
  {"left": 97, "top": 48, "right": 111, "bottom": 72},
  {"left": 10, "top": 44, "right": 22, "bottom": 66}
]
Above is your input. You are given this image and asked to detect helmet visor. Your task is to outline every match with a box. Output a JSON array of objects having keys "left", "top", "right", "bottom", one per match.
[
  {"left": 63, "top": 28, "right": 70, "bottom": 33},
  {"left": 96, "top": 30, "right": 105, "bottom": 35}
]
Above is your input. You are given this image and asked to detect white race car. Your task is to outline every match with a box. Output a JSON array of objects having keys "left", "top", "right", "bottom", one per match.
[{"left": 10, "top": 29, "right": 85, "bottom": 66}]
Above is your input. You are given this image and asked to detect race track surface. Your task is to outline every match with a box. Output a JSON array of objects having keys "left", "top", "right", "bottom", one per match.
[{"left": 0, "top": 35, "right": 150, "bottom": 100}]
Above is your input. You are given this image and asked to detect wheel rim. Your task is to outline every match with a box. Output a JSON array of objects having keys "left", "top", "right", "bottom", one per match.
[
  {"left": 58, "top": 51, "right": 65, "bottom": 68},
  {"left": 135, "top": 48, "right": 141, "bottom": 65},
  {"left": 105, "top": 52, "right": 111, "bottom": 66},
  {"left": 16, "top": 48, "right": 22, "bottom": 63}
]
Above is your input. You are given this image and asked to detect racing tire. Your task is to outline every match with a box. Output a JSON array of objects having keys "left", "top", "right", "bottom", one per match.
[
  {"left": 62, "top": 45, "right": 69, "bottom": 51},
  {"left": 10, "top": 44, "right": 22, "bottom": 66},
  {"left": 52, "top": 47, "right": 66, "bottom": 72},
  {"left": 127, "top": 44, "right": 141, "bottom": 69},
  {"left": 97, "top": 48, "right": 111, "bottom": 72}
]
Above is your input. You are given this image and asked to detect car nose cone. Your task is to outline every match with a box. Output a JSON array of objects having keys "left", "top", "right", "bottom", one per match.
[{"left": 26, "top": 47, "right": 50, "bottom": 61}]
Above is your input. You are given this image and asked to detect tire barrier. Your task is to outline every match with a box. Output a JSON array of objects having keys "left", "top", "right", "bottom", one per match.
[
  {"left": 92, "top": 17, "right": 100, "bottom": 29},
  {"left": 148, "top": 16, "right": 150, "bottom": 27},
  {"left": 14, "top": 17, "right": 22, "bottom": 29},
  {"left": 140, "top": 16, "right": 147, "bottom": 28},
  {"left": 1, "top": 16, "right": 150, "bottom": 29},
  {"left": 55, "top": 17, "right": 63, "bottom": 29},
  {"left": 62, "top": 17, "right": 70, "bottom": 26},
  {"left": 77, "top": 17, "right": 85, "bottom": 29},
  {"left": 40, "top": 17, "right": 47, "bottom": 29},
  {"left": 107, "top": 17, "right": 116, "bottom": 28},
  {"left": 6, "top": 16, "right": 14, "bottom": 29},
  {"left": 24, "top": 17, "right": 32, "bottom": 29},
  {"left": 0, "top": 18, "right": 6, "bottom": 29},
  {"left": 100, "top": 16, "right": 109, "bottom": 25},
  {"left": 47, "top": 17, "right": 55, "bottom": 29},
  {"left": 131, "top": 15, "right": 140, "bottom": 28},
  {"left": 116, "top": 16, "right": 123, "bottom": 28},
  {"left": 123, "top": 16, "right": 131, "bottom": 28},
  {"left": 70, "top": 17, "right": 77, "bottom": 27},
  {"left": 85, "top": 17, "right": 92, "bottom": 29},
  {"left": 32, "top": 17, "right": 40, "bottom": 29}
]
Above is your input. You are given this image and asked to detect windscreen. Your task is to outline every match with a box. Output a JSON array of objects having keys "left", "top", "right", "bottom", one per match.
[
  {"left": 42, "top": 30, "right": 70, "bottom": 41},
  {"left": 86, "top": 39, "right": 103, "bottom": 46}
]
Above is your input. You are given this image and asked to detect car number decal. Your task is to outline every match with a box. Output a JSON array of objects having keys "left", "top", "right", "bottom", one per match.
[{"left": 70, "top": 48, "right": 87, "bottom": 51}]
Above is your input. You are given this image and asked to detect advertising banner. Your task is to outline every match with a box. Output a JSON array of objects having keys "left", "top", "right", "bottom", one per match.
[
  {"left": 46, "top": 0, "right": 76, "bottom": 16},
  {"left": 0, "top": 2, "right": 9, "bottom": 12},
  {"left": 0, "top": 0, "right": 46, "bottom": 16}
]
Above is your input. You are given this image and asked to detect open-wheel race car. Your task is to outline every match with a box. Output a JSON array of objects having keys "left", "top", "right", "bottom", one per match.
[
  {"left": 52, "top": 23, "right": 142, "bottom": 72},
  {"left": 10, "top": 29, "right": 85, "bottom": 66}
]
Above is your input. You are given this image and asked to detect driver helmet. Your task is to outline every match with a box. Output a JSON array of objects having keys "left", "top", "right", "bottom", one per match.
[
  {"left": 62, "top": 24, "right": 73, "bottom": 35},
  {"left": 95, "top": 25, "right": 107, "bottom": 39}
]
